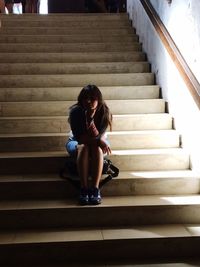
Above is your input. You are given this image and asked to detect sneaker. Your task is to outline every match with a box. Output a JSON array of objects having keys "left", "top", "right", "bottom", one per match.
[
  {"left": 89, "top": 187, "right": 101, "bottom": 205},
  {"left": 79, "top": 187, "right": 89, "bottom": 205}
]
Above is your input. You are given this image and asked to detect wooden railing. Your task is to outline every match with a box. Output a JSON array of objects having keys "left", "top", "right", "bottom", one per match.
[{"left": 140, "top": 0, "right": 200, "bottom": 109}]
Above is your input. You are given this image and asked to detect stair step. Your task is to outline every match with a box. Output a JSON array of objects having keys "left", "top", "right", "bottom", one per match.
[
  {"left": 0, "top": 148, "right": 190, "bottom": 174},
  {"left": 0, "top": 223, "right": 200, "bottom": 264},
  {"left": 0, "top": 73, "right": 154, "bottom": 87},
  {"left": 110, "top": 148, "right": 189, "bottom": 171},
  {"left": 0, "top": 130, "right": 180, "bottom": 152},
  {"left": 0, "top": 12, "right": 198, "bottom": 265},
  {"left": 109, "top": 130, "right": 179, "bottom": 149},
  {"left": 0, "top": 13, "right": 129, "bottom": 21},
  {"left": 112, "top": 114, "right": 172, "bottom": 131},
  {"left": 0, "top": 27, "right": 135, "bottom": 35},
  {"left": 0, "top": 85, "right": 159, "bottom": 101},
  {"left": 0, "top": 195, "right": 200, "bottom": 229},
  {"left": 103, "top": 170, "right": 200, "bottom": 196},
  {"left": 0, "top": 114, "right": 173, "bottom": 134},
  {"left": 0, "top": 51, "right": 146, "bottom": 63},
  {"left": 1, "top": 20, "right": 131, "bottom": 28},
  {"left": 0, "top": 34, "right": 138, "bottom": 43},
  {"left": 0, "top": 99, "right": 165, "bottom": 116},
  {"left": 0, "top": 170, "right": 198, "bottom": 199},
  {"left": 0, "top": 62, "right": 149, "bottom": 75},
  {"left": 0, "top": 42, "right": 140, "bottom": 53}
]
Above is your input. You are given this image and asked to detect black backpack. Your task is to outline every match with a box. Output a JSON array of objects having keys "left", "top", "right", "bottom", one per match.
[{"left": 60, "top": 157, "right": 119, "bottom": 189}]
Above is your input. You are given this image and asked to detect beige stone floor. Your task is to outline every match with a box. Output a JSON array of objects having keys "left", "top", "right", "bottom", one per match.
[{"left": 0, "top": 224, "right": 200, "bottom": 245}]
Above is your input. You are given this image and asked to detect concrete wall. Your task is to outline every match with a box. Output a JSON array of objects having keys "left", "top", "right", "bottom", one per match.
[
  {"left": 150, "top": 0, "right": 200, "bottom": 84},
  {"left": 127, "top": 0, "right": 200, "bottom": 172}
]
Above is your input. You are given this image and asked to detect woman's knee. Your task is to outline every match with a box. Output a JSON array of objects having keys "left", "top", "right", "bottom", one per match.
[
  {"left": 91, "top": 145, "right": 103, "bottom": 158},
  {"left": 77, "top": 144, "right": 89, "bottom": 156}
]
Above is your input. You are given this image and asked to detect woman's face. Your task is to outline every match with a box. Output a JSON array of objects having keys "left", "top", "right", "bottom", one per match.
[{"left": 82, "top": 96, "right": 98, "bottom": 111}]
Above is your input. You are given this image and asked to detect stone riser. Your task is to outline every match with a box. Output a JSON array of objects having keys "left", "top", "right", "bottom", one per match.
[
  {"left": 1, "top": 20, "right": 131, "bottom": 27},
  {"left": 0, "top": 51, "right": 146, "bottom": 63},
  {"left": 0, "top": 13, "right": 128, "bottom": 20},
  {"left": 0, "top": 204, "right": 200, "bottom": 230},
  {"left": 0, "top": 178, "right": 77, "bottom": 200},
  {"left": 0, "top": 114, "right": 173, "bottom": 134},
  {"left": 0, "top": 43, "right": 140, "bottom": 53},
  {"left": 0, "top": 155, "right": 66, "bottom": 174},
  {"left": 0, "top": 235, "right": 200, "bottom": 265},
  {"left": 0, "top": 85, "right": 159, "bottom": 101},
  {"left": 0, "top": 99, "right": 164, "bottom": 117},
  {"left": 0, "top": 130, "right": 180, "bottom": 152},
  {"left": 0, "top": 62, "right": 149, "bottom": 75},
  {"left": 0, "top": 171, "right": 198, "bottom": 200},
  {"left": 0, "top": 149, "right": 189, "bottom": 174},
  {"left": 109, "top": 150, "right": 189, "bottom": 171},
  {"left": 0, "top": 28, "right": 135, "bottom": 35},
  {"left": 0, "top": 14, "right": 130, "bottom": 19},
  {"left": 0, "top": 35, "right": 138, "bottom": 43},
  {"left": 0, "top": 73, "right": 154, "bottom": 88},
  {"left": 0, "top": 176, "right": 198, "bottom": 200},
  {"left": 103, "top": 174, "right": 200, "bottom": 196}
]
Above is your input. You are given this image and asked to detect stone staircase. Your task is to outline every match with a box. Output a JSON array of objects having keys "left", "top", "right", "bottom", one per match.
[{"left": 0, "top": 13, "right": 200, "bottom": 266}]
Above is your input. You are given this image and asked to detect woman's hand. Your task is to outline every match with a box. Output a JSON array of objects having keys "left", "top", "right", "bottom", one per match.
[
  {"left": 98, "top": 138, "right": 111, "bottom": 155},
  {"left": 86, "top": 109, "right": 96, "bottom": 119},
  {"left": 79, "top": 135, "right": 111, "bottom": 155}
]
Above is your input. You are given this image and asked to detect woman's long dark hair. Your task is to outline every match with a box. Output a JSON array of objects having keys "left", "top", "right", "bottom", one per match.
[{"left": 71, "top": 84, "right": 112, "bottom": 132}]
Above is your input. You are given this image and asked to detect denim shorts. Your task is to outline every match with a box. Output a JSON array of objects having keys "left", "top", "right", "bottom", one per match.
[
  {"left": 65, "top": 139, "right": 78, "bottom": 157},
  {"left": 65, "top": 136, "right": 110, "bottom": 157}
]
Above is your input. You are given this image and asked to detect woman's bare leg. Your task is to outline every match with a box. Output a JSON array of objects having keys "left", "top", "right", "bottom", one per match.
[
  {"left": 77, "top": 144, "right": 89, "bottom": 188},
  {"left": 90, "top": 145, "right": 104, "bottom": 188}
]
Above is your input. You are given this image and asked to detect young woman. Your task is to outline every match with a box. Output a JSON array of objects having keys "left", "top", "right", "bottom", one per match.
[{"left": 66, "top": 84, "right": 112, "bottom": 205}]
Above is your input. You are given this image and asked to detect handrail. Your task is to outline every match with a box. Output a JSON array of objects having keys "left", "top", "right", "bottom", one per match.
[{"left": 140, "top": 0, "right": 200, "bottom": 109}]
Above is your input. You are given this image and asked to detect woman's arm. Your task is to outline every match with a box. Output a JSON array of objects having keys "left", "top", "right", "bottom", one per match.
[
  {"left": 69, "top": 106, "right": 87, "bottom": 142},
  {"left": 98, "top": 135, "right": 111, "bottom": 155},
  {"left": 69, "top": 107, "right": 97, "bottom": 145}
]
